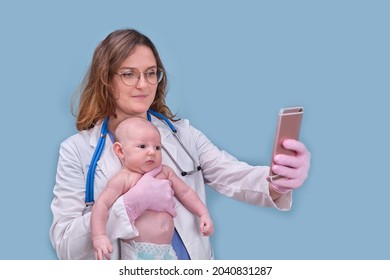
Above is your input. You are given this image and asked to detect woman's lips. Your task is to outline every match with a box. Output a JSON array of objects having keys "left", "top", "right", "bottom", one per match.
[{"left": 132, "top": 95, "right": 148, "bottom": 99}]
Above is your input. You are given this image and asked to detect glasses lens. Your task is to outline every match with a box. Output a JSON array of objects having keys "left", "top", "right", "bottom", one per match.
[
  {"left": 146, "top": 67, "right": 164, "bottom": 85},
  {"left": 120, "top": 68, "right": 140, "bottom": 86}
]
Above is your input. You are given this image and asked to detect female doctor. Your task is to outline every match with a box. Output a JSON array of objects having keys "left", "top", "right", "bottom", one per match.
[{"left": 50, "top": 28, "right": 311, "bottom": 260}]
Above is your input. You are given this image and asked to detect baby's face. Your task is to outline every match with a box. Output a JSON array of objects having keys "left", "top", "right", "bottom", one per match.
[{"left": 121, "top": 125, "right": 162, "bottom": 174}]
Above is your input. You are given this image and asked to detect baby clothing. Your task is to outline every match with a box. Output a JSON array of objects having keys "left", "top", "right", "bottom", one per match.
[{"left": 120, "top": 240, "right": 177, "bottom": 260}]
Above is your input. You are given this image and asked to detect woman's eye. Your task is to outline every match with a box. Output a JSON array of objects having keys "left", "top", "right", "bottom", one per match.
[
  {"left": 122, "top": 72, "right": 135, "bottom": 77},
  {"left": 146, "top": 70, "right": 157, "bottom": 77}
]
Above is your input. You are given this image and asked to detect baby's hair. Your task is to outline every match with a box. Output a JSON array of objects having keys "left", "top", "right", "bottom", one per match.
[{"left": 115, "top": 117, "right": 161, "bottom": 143}]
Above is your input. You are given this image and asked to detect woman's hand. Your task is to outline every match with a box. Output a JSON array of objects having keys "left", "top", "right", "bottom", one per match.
[
  {"left": 270, "top": 139, "right": 311, "bottom": 194},
  {"left": 123, "top": 166, "right": 176, "bottom": 223}
]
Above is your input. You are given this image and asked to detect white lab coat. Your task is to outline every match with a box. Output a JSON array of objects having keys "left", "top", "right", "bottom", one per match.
[{"left": 50, "top": 115, "right": 292, "bottom": 260}]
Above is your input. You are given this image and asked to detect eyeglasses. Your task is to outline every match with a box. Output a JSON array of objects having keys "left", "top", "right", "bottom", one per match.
[{"left": 115, "top": 67, "right": 164, "bottom": 86}]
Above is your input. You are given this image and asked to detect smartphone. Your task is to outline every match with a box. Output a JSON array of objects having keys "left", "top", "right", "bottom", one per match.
[{"left": 267, "top": 106, "right": 304, "bottom": 183}]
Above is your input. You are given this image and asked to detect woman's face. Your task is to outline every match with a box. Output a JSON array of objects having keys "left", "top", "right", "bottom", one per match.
[{"left": 112, "top": 45, "right": 158, "bottom": 121}]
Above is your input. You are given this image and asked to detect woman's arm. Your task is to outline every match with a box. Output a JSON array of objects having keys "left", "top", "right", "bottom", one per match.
[{"left": 188, "top": 124, "right": 293, "bottom": 210}]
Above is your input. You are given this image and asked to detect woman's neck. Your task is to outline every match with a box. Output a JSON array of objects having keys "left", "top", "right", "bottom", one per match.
[{"left": 107, "top": 112, "right": 148, "bottom": 134}]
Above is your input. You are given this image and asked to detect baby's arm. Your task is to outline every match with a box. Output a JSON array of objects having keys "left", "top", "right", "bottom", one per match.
[
  {"left": 162, "top": 165, "right": 214, "bottom": 236},
  {"left": 90, "top": 173, "right": 128, "bottom": 259}
]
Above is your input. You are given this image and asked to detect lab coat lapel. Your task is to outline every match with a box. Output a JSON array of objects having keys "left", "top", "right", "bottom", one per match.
[
  {"left": 88, "top": 122, "right": 121, "bottom": 181},
  {"left": 88, "top": 122, "right": 102, "bottom": 149},
  {"left": 98, "top": 139, "right": 121, "bottom": 179}
]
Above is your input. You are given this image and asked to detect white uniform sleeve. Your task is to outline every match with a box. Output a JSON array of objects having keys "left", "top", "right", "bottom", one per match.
[
  {"left": 49, "top": 137, "right": 138, "bottom": 259},
  {"left": 189, "top": 125, "right": 292, "bottom": 210}
]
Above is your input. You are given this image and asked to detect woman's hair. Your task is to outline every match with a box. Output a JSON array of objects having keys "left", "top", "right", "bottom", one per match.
[{"left": 74, "top": 29, "right": 175, "bottom": 131}]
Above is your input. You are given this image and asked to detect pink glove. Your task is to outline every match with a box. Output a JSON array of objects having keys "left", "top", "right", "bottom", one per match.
[
  {"left": 270, "top": 139, "right": 311, "bottom": 193},
  {"left": 123, "top": 166, "right": 176, "bottom": 223}
]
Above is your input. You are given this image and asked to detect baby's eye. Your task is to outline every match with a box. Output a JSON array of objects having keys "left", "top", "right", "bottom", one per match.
[
  {"left": 138, "top": 144, "right": 146, "bottom": 149},
  {"left": 155, "top": 146, "right": 162, "bottom": 151}
]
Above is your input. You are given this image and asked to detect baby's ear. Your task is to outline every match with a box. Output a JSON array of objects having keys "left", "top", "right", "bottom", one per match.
[{"left": 113, "top": 142, "right": 124, "bottom": 158}]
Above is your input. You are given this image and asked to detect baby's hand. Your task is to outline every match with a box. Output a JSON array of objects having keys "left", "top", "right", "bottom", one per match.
[
  {"left": 92, "top": 235, "right": 113, "bottom": 260},
  {"left": 199, "top": 212, "right": 214, "bottom": 236}
]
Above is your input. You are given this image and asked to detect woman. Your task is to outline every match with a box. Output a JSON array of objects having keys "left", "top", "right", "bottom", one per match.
[{"left": 50, "top": 28, "right": 311, "bottom": 260}]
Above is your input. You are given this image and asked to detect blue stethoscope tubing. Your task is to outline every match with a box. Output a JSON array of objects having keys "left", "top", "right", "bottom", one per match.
[
  {"left": 85, "top": 109, "right": 200, "bottom": 205},
  {"left": 85, "top": 115, "right": 109, "bottom": 205}
]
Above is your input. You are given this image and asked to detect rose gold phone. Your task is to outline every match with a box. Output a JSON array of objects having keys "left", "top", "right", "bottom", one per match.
[{"left": 267, "top": 106, "right": 304, "bottom": 183}]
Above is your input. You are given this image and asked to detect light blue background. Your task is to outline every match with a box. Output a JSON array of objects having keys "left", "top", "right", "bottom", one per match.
[{"left": 0, "top": 0, "right": 388, "bottom": 260}]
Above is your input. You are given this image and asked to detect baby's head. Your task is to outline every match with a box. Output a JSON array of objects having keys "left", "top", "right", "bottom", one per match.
[{"left": 113, "top": 117, "right": 162, "bottom": 174}]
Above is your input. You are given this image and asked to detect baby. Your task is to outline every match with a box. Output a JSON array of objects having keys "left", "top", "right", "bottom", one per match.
[{"left": 91, "top": 117, "right": 214, "bottom": 260}]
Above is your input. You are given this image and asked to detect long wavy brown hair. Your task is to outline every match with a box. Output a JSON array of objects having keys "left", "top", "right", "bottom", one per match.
[{"left": 73, "top": 29, "right": 175, "bottom": 131}]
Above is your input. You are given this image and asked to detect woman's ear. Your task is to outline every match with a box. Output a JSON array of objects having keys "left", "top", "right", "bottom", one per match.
[{"left": 113, "top": 142, "right": 124, "bottom": 159}]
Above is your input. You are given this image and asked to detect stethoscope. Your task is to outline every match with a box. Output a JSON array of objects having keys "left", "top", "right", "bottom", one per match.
[{"left": 85, "top": 109, "right": 201, "bottom": 205}]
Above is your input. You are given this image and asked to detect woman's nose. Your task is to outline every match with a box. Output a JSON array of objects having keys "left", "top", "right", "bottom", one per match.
[{"left": 135, "top": 74, "right": 148, "bottom": 88}]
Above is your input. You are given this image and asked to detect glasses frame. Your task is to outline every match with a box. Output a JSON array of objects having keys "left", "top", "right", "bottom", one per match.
[{"left": 115, "top": 67, "right": 164, "bottom": 86}]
